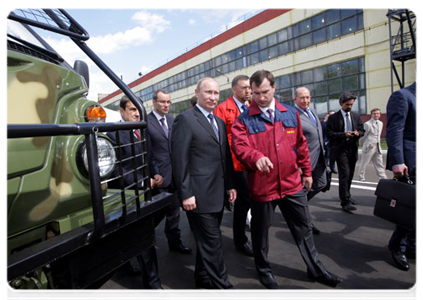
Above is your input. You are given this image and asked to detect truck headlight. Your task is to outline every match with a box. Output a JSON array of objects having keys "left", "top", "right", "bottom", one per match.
[{"left": 78, "top": 136, "right": 116, "bottom": 179}]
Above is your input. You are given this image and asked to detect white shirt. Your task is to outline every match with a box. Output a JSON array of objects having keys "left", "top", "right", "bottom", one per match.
[
  {"left": 152, "top": 110, "right": 168, "bottom": 128},
  {"left": 196, "top": 103, "right": 218, "bottom": 128},
  {"left": 258, "top": 98, "right": 276, "bottom": 119},
  {"left": 341, "top": 109, "right": 353, "bottom": 132},
  {"left": 233, "top": 96, "right": 247, "bottom": 113}
]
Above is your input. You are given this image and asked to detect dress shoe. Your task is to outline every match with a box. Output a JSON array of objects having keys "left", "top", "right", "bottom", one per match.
[
  {"left": 342, "top": 203, "right": 357, "bottom": 212},
  {"left": 258, "top": 272, "right": 278, "bottom": 289},
  {"left": 147, "top": 286, "right": 172, "bottom": 300},
  {"left": 169, "top": 242, "right": 192, "bottom": 254},
  {"left": 311, "top": 223, "right": 321, "bottom": 235},
  {"left": 349, "top": 198, "right": 358, "bottom": 205},
  {"left": 330, "top": 168, "right": 338, "bottom": 174},
  {"left": 236, "top": 241, "right": 254, "bottom": 257},
  {"left": 391, "top": 251, "right": 410, "bottom": 271},
  {"left": 195, "top": 280, "right": 214, "bottom": 289},
  {"left": 123, "top": 261, "right": 142, "bottom": 275},
  {"left": 307, "top": 269, "right": 343, "bottom": 287}
]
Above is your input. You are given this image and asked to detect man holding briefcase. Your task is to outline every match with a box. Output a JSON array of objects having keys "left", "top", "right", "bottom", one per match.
[{"left": 385, "top": 82, "right": 416, "bottom": 271}]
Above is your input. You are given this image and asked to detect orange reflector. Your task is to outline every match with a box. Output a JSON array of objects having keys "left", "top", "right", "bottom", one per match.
[{"left": 86, "top": 105, "right": 107, "bottom": 122}]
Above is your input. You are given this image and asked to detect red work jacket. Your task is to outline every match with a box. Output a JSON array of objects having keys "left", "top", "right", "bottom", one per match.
[
  {"left": 231, "top": 100, "right": 312, "bottom": 202},
  {"left": 214, "top": 96, "right": 247, "bottom": 172}
]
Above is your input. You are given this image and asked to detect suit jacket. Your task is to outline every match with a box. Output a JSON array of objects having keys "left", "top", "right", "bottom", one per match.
[
  {"left": 360, "top": 118, "right": 383, "bottom": 154},
  {"left": 147, "top": 112, "right": 174, "bottom": 188},
  {"left": 386, "top": 82, "right": 416, "bottom": 176},
  {"left": 325, "top": 110, "right": 364, "bottom": 161},
  {"left": 171, "top": 106, "right": 235, "bottom": 214},
  {"left": 296, "top": 107, "right": 325, "bottom": 169},
  {"left": 107, "top": 126, "right": 158, "bottom": 190}
]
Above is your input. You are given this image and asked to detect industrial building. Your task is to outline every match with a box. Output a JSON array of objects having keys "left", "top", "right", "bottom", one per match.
[{"left": 99, "top": 8, "right": 416, "bottom": 131}]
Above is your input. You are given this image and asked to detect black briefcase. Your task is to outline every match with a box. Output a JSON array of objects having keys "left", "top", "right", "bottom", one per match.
[{"left": 373, "top": 176, "right": 415, "bottom": 230}]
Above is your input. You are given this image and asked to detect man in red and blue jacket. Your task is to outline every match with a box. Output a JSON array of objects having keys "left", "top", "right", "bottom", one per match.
[{"left": 231, "top": 70, "right": 342, "bottom": 289}]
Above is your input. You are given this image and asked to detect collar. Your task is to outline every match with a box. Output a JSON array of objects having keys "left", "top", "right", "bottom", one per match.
[
  {"left": 195, "top": 103, "right": 214, "bottom": 119},
  {"left": 152, "top": 110, "right": 166, "bottom": 123},
  {"left": 233, "top": 96, "right": 247, "bottom": 112},
  {"left": 258, "top": 99, "right": 276, "bottom": 115},
  {"left": 295, "top": 104, "right": 309, "bottom": 115},
  {"left": 249, "top": 99, "right": 287, "bottom": 116},
  {"left": 341, "top": 109, "right": 350, "bottom": 118}
]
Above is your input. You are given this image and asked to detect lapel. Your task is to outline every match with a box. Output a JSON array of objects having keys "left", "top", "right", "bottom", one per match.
[
  {"left": 193, "top": 106, "right": 220, "bottom": 144},
  {"left": 296, "top": 107, "right": 315, "bottom": 127},
  {"left": 148, "top": 112, "right": 168, "bottom": 140},
  {"left": 336, "top": 110, "right": 345, "bottom": 130}
]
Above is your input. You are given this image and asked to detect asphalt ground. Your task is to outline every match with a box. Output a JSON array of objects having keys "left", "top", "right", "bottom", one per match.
[{"left": 99, "top": 152, "right": 418, "bottom": 299}]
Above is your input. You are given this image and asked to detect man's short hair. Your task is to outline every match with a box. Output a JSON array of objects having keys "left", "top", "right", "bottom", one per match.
[
  {"left": 120, "top": 95, "right": 142, "bottom": 109},
  {"left": 250, "top": 70, "right": 275, "bottom": 88},
  {"left": 196, "top": 77, "right": 217, "bottom": 91},
  {"left": 120, "top": 95, "right": 131, "bottom": 109},
  {"left": 231, "top": 75, "right": 249, "bottom": 88},
  {"left": 153, "top": 89, "right": 169, "bottom": 101},
  {"left": 190, "top": 95, "right": 197, "bottom": 107},
  {"left": 339, "top": 91, "right": 356, "bottom": 104},
  {"left": 371, "top": 108, "right": 381, "bottom": 114}
]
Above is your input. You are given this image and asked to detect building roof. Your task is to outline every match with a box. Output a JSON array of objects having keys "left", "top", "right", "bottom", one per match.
[{"left": 99, "top": 9, "right": 291, "bottom": 104}]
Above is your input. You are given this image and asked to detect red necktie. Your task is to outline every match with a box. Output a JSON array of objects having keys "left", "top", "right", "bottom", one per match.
[{"left": 134, "top": 129, "right": 141, "bottom": 140}]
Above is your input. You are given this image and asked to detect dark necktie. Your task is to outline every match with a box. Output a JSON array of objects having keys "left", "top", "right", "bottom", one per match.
[
  {"left": 345, "top": 112, "right": 353, "bottom": 131},
  {"left": 305, "top": 109, "right": 317, "bottom": 126},
  {"left": 207, "top": 114, "right": 219, "bottom": 141},
  {"left": 160, "top": 117, "right": 168, "bottom": 138},
  {"left": 241, "top": 104, "right": 247, "bottom": 112},
  {"left": 267, "top": 108, "right": 274, "bottom": 123}
]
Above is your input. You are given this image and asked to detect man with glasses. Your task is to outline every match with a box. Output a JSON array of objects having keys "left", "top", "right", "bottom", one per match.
[{"left": 148, "top": 89, "right": 192, "bottom": 255}]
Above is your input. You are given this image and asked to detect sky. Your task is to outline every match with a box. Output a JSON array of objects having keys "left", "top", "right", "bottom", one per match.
[{"left": 20, "top": 8, "right": 262, "bottom": 102}]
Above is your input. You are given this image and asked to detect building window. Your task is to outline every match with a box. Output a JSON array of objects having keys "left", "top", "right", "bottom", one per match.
[
  {"left": 276, "top": 57, "right": 366, "bottom": 118},
  {"left": 134, "top": 9, "right": 364, "bottom": 111}
]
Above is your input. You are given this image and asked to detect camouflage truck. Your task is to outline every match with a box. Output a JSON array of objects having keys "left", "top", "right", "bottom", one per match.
[{"left": 7, "top": 9, "right": 172, "bottom": 289}]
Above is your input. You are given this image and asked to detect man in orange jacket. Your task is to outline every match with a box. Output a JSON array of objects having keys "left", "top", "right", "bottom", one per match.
[{"left": 214, "top": 74, "right": 253, "bottom": 257}]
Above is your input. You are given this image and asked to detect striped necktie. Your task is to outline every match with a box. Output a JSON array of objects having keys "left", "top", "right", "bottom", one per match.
[{"left": 207, "top": 114, "right": 219, "bottom": 141}]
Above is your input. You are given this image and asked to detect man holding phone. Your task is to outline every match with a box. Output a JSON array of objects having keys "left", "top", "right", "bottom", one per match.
[{"left": 325, "top": 92, "right": 364, "bottom": 212}]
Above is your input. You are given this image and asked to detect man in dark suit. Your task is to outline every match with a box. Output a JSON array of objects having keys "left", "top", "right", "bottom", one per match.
[
  {"left": 386, "top": 82, "right": 416, "bottom": 271},
  {"left": 325, "top": 92, "right": 364, "bottom": 213},
  {"left": 294, "top": 87, "right": 327, "bottom": 234},
  {"left": 171, "top": 77, "right": 236, "bottom": 289},
  {"left": 147, "top": 89, "right": 191, "bottom": 254},
  {"left": 107, "top": 95, "right": 164, "bottom": 289}
]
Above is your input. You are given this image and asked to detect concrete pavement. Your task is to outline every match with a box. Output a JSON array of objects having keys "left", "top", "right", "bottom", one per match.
[{"left": 100, "top": 153, "right": 416, "bottom": 296}]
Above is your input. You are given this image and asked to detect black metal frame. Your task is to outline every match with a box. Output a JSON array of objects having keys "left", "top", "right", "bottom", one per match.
[
  {"left": 387, "top": 9, "right": 416, "bottom": 92},
  {"left": 7, "top": 122, "right": 173, "bottom": 285},
  {"left": 7, "top": 9, "right": 173, "bottom": 287}
]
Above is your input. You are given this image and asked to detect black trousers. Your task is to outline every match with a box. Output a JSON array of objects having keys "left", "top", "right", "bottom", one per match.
[
  {"left": 137, "top": 246, "right": 161, "bottom": 289},
  {"left": 153, "top": 187, "right": 182, "bottom": 246},
  {"left": 187, "top": 210, "right": 232, "bottom": 289},
  {"left": 233, "top": 171, "right": 252, "bottom": 247},
  {"left": 251, "top": 189, "right": 327, "bottom": 278},
  {"left": 389, "top": 174, "right": 416, "bottom": 254},
  {"left": 335, "top": 144, "right": 357, "bottom": 205}
]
